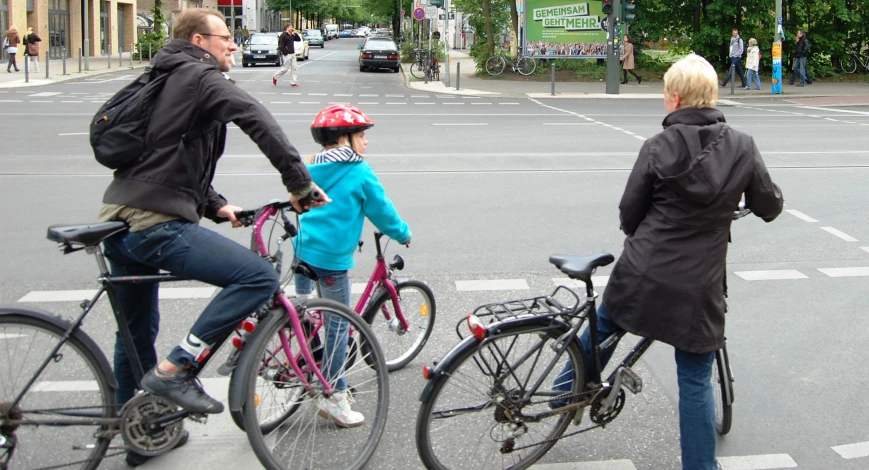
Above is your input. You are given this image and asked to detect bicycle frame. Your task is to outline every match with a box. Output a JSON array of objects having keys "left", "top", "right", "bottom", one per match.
[{"left": 353, "top": 232, "right": 410, "bottom": 331}]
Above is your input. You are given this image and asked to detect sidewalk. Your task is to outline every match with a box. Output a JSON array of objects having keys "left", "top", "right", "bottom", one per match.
[
  {"left": 407, "top": 49, "right": 869, "bottom": 102},
  {"left": 0, "top": 52, "right": 148, "bottom": 89}
]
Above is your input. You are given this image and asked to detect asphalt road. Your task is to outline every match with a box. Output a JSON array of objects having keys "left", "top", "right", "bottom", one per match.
[{"left": 1, "top": 37, "right": 869, "bottom": 470}]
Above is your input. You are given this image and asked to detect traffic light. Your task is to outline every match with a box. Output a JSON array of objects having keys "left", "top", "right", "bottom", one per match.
[
  {"left": 624, "top": 0, "right": 636, "bottom": 22},
  {"left": 429, "top": 0, "right": 444, "bottom": 8},
  {"left": 602, "top": 0, "right": 613, "bottom": 15}
]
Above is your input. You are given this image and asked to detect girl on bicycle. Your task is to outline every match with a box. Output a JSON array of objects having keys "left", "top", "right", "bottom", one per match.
[{"left": 294, "top": 104, "right": 412, "bottom": 427}]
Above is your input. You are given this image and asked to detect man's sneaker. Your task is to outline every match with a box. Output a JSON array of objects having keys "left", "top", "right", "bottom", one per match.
[
  {"left": 125, "top": 430, "right": 190, "bottom": 467},
  {"left": 272, "top": 76, "right": 277, "bottom": 86},
  {"left": 140, "top": 368, "right": 224, "bottom": 414},
  {"left": 317, "top": 391, "right": 364, "bottom": 428},
  {"left": 291, "top": 83, "right": 299, "bottom": 87}
]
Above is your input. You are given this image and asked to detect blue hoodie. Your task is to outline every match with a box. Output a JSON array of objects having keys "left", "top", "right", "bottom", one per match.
[{"left": 295, "top": 147, "right": 411, "bottom": 271}]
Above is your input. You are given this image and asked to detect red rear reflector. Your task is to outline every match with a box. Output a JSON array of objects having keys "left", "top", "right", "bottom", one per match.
[
  {"left": 422, "top": 366, "right": 433, "bottom": 380},
  {"left": 232, "top": 337, "right": 245, "bottom": 350},
  {"left": 467, "top": 314, "right": 488, "bottom": 340},
  {"left": 241, "top": 320, "right": 256, "bottom": 333}
]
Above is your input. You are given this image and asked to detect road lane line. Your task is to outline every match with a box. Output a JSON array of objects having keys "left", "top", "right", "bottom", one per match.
[
  {"left": 543, "top": 123, "right": 597, "bottom": 126},
  {"left": 717, "top": 454, "right": 798, "bottom": 469},
  {"left": 734, "top": 270, "right": 808, "bottom": 281},
  {"left": 785, "top": 209, "right": 818, "bottom": 222},
  {"left": 28, "top": 92, "right": 62, "bottom": 97},
  {"left": 58, "top": 132, "right": 89, "bottom": 136},
  {"left": 531, "top": 460, "right": 637, "bottom": 470},
  {"left": 821, "top": 226, "right": 858, "bottom": 241},
  {"left": 431, "top": 123, "right": 487, "bottom": 126},
  {"left": 797, "top": 106, "right": 869, "bottom": 116},
  {"left": 19, "top": 287, "right": 216, "bottom": 302},
  {"left": 832, "top": 441, "right": 869, "bottom": 459},
  {"left": 817, "top": 267, "right": 869, "bottom": 278},
  {"left": 455, "top": 279, "right": 529, "bottom": 291}
]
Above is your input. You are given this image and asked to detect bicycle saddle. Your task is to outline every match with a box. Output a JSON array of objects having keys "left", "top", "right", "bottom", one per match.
[
  {"left": 47, "top": 221, "right": 128, "bottom": 249},
  {"left": 549, "top": 253, "right": 615, "bottom": 283}
]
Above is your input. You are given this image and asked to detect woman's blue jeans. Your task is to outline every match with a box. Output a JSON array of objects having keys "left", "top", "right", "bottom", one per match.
[
  {"left": 102, "top": 220, "right": 280, "bottom": 405},
  {"left": 294, "top": 266, "right": 351, "bottom": 392},
  {"left": 553, "top": 304, "right": 718, "bottom": 470}
]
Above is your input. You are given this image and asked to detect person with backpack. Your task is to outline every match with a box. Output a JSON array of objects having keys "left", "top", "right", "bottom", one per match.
[
  {"left": 620, "top": 34, "right": 642, "bottom": 84},
  {"left": 272, "top": 24, "right": 302, "bottom": 87},
  {"left": 22, "top": 26, "right": 41, "bottom": 73},
  {"left": 719, "top": 28, "right": 747, "bottom": 89},
  {"left": 94, "top": 9, "right": 327, "bottom": 466}
]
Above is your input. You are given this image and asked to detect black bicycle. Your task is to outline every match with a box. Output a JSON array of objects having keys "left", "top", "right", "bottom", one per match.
[{"left": 415, "top": 210, "right": 748, "bottom": 469}]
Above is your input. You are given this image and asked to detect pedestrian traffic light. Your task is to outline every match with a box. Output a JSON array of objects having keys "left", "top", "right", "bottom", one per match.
[
  {"left": 429, "top": 0, "right": 444, "bottom": 8},
  {"left": 602, "top": 0, "right": 613, "bottom": 15},
  {"left": 624, "top": 0, "right": 636, "bottom": 22}
]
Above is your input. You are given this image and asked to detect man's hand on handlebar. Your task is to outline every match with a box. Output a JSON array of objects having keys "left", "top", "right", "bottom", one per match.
[
  {"left": 290, "top": 183, "right": 331, "bottom": 213},
  {"left": 216, "top": 204, "right": 246, "bottom": 228}
]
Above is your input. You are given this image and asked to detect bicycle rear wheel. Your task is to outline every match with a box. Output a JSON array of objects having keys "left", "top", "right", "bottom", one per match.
[
  {"left": 363, "top": 280, "right": 436, "bottom": 372},
  {"left": 417, "top": 321, "right": 586, "bottom": 470},
  {"left": 713, "top": 346, "right": 733, "bottom": 435},
  {"left": 516, "top": 57, "right": 537, "bottom": 76},
  {"left": 239, "top": 299, "right": 389, "bottom": 470},
  {"left": 840, "top": 55, "right": 857, "bottom": 74},
  {"left": 486, "top": 56, "right": 507, "bottom": 76},
  {"left": 0, "top": 313, "right": 117, "bottom": 470}
]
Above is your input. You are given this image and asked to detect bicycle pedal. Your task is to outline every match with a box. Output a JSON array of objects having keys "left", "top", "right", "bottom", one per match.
[
  {"left": 187, "top": 413, "right": 208, "bottom": 424},
  {"left": 619, "top": 368, "right": 643, "bottom": 394}
]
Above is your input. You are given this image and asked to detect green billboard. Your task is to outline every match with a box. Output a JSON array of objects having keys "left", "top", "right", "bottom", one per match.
[{"left": 524, "top": 0, "right": 608, "bottom": 58}]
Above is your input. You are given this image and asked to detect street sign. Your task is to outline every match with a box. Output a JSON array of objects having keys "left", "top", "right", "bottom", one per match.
[
  {"left": 425, "top": 6, "right": 437, "bottom": 18},
  {"left": 413, "top": 8, "right": 425, "bottom": 20}
]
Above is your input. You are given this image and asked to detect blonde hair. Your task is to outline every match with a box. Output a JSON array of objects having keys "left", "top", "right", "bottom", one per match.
[
  {"left": 749, "top": 38, "right": 757, "bottom": 46},
  {"left": 663, "top": 54, "right": 718, "bottom": 109},
  {"left": 173, "top": 9, "right": 225, "bottom": 41}
]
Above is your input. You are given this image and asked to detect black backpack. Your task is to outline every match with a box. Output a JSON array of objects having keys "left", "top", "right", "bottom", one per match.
[{"left": 90, "top": 68, "right": 170, "bottom": 169}]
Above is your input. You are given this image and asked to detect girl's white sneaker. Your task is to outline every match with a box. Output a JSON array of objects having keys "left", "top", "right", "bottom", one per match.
[{"left": 317, "top": 390, "right": 365, "bottom": 428}]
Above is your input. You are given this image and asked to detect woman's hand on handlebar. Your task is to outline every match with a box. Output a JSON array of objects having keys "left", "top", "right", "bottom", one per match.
[
  {"left": 216, "top": 204, "right": 245, "bottom": 228},
  {"left": 290, "top": 183, "right": 331, "bottom": 213}
]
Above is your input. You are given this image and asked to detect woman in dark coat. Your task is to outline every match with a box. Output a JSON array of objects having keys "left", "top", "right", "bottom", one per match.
[
  {"left": 22, "top": 27, "right": 42, "bottom": 73},
  {"left": 554, "top": 54, "right": 784, "bottom": 470}
]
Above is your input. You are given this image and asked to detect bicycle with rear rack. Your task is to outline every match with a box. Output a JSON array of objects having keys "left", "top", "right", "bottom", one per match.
[
  {"left": 414, "top": 210, "right": 748, "bottom": 470},
  {"left": 0, "top": 198, "right": 389, "bottom": 470},
  {"left": 293, "top": 231, "right": 436, "bottom": 372}
]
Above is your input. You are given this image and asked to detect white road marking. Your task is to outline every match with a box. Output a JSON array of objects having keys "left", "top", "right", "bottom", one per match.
[
  {"left": 821, "top": 226, "right": 858, "bottom": 241},
  {"left": 270, "top": 101, "right": 293, "bottom": 104},
  {"left": 58, "top": 132, "right": 89, "bottom": 136},
  {"left": 385, "top": 102, "right": 407, "bottom": 105},
  {"left": 543, "top": 122, "right": 597, "bottom": 126},
  {"left": 553, "top": 276, "right": 610, "bottom": 288},
  {"left": 18, "top": 287, "right": 216, "bottom": 302},
  {"left": 0, "top": 333, "right": 26, "bottom": 339},
  {"left": 357, "top": 102, "right": 379, "bottom": 105},
  {"left": 28, "top": 92, "right": 62, "bottom": 97},
  {"left": 832, "top": 441, "right": 869, "bottom": 459},
  {"left": 456, "top": 279, "right": 529, "bottom": 291},
  {"left": 414, "top": 102, "right": 436, "bottom": 105},
  {"left": 716, "top": 454, "right": 798, "bottom": 469},
  {"left": 797, "top": 106, "right": 869, "bottom": 116},
  {"left": 32, "top": 381, "right": 99, "bottom": 392},
  {"left": 529, "top": 98, "right": 647, "bottom": 141},
  {"left": 385, "top": 94, "right": 404, "bottom": 97},
  {"left": 282, "top": 92, "right": 301, "bottom": 95},
  {"left": 411, "top": 94, "right": 431, "bottom": 98},
  {"left": 298, "top": 101, "right": 321, "bottom": 104},
  {"left": 734, "top": 270, "right": 809, "bottom": 281},
  {"left": 499, "top": 102, "right": 520, "bottom": 105},
  {"left": 817, "top": 267, "right": 869, "bottom": 278},
  {"left": 31, "top": 100, "right": 54, "bottom": 103},
  {"left": 861, "top": 247, "right": 869, "bottom": 255},
  {"left": 0, "top": 100, "right": 23, "bottom": 103},
  {"left": 530, "top": 460, "right": 637, "bottom": 470},
  {"left": 785, "top": 209, "right": 818, "bottom": 222},
  {"left": 471, "top": 102, "right": 493, "bottom": 105},
  {"left": 359, "top": 93, "right": 378, "bottom": 97},
  {"left": 61, "top": 101, "right": 83, "bottom": 103},
  {"left": 442, "top": 102, "right": 464, "bottom": 105},
  {"left": 307, "top": 93, "right": 327, "bottom": 96},
  {"left": 432, "top": 123, "right": 487, "bottom": 126},
  {"left": 334, "top": 93, "right": 353, "bottom": 96}
]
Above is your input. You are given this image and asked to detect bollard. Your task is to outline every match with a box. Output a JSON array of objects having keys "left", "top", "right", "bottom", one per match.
[
  {"left": 24, "top": 56, "right": 29, "bottom": 83},
  {"left": 148, "top": 44, "right": 152, "bottom": 61},
  {"left": 138, "top": 42, "right": 142, "bottom": 64},
  {"left": 456, "top": 62, "right": 460, "bottom": 90},
  {"left": 79, "top": 48, "right": 82, "bottom": 72},
  {"left": 551, "top": 63, "right": 556, "bottom": 96},
  {"left": 130, "top": 44, "right": 133, "bottom": 67},
  {"left": 45, "top": 53, "right": 49, "bottom": 78},
  {"left": 108, "top": 48, "right": 111, "bottom": 69},
  {"left": 119, "top": 46, "right": 122, "bottom": 67},
  {"left": 62, "top": 47, "right": 67, "bottom": 75},
  {"left": 730, "top": 63, "right": 735, "bottom": 95}
]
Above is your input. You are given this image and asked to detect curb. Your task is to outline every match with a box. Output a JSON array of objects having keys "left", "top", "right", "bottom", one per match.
[{"left": 0, "top": 63, "right": 149, "bottom": 89}]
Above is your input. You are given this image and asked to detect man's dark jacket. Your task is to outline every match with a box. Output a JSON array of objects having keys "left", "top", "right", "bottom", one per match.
[
  {"left": 796, "top": 35, "right": 810, "bottom": 58},
  {"left": 603, "top": 107, "right": 784, "bottom": 354},
  {"left": 102, "top": 40, "right": 311, "bottom": 223},
  {"left": 279, "top": 31, "right": 301, "bottom": 56}
]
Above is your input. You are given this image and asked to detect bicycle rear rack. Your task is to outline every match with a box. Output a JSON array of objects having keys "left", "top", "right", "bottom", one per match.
[{"left": 455, "top": 286, "right": 583, "bottom": 340}]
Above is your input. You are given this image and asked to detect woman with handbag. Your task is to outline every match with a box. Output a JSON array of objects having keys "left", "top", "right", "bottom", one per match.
[
  {"left": 23, "top": 27, "right": 42, "bottom": 73},
  {"left": 5, "top": 25, "right": 21, "bottom": 73}
]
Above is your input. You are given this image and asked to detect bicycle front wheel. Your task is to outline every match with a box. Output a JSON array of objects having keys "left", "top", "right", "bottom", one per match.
[
  {"left": 840, "top": 55, "right": 857, "bottom": 74},
  {"left": 0, "top": 313, "right": 117, "bottom": 470},
  {"left": 486, "top": 55, "right": 507, "bottom": 76},
  {"left": 239, "top": 299, "right": 389, "bottom": 470},
  {"left": 516, "top": 56, "right": 537, "bottom": 76},
  {"left": 410, "top": 62, "right": 425, "bottom": 79},
  {"left": 363, "top": 280, "right": 436, "bottom": 371},
  {"left": 417, "top": 321, "right": 586, "bottom": 470},
  {"left": 713, "top": 347, "right": 733, "bottom": 435}
]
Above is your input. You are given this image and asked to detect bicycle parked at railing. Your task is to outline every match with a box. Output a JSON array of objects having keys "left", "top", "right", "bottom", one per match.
[
  {"left": 485, "top": 52, "right": 537, "bottom": 76},
  {"left": 0, "top": 198, "right": 389, "bottom": 470},
  {"left": 839, "top": 50, "right": 869, "bottom": 74},
  {"left": 294, "top": 231, "right": 436, "bottom": 372},
  {"left": 410, "top": 47, "right": 440, "bottom": 81},
  {"left": 414, "top": 209, "right": 749, "bottom": 470}
]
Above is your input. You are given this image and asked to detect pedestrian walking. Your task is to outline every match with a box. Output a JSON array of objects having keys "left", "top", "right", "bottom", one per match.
[
  {"left": 744, "top": 38, "right": 761, "bottom": 90},
  {"left": 4, "top": 25, "right": 21, "bottom": 73},
  {"left": 272, "top": 24, "right": 302, "bottom": 87},
  {"left": 234, "top": 26, "right": 242, "bottom": 45},
  {"left": 719, "top": 28, "right": 746, "bottom": 88},
  {"left": 22, "top": 26, "right": 41, "bottom": 73},
  {"left": 242, "top": 26, "right": 250, "bottom": 44},
  {"left": 789, "top": 30, "right": 811, "bottom": 86},
  {"left": 620, "top": 34, "right": 642, "bottom": 84}
]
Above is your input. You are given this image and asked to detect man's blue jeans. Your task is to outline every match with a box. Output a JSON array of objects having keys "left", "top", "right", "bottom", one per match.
[
  {"left": 794, "top": 57, "right": 808, "bottom": 85},
  {"left": 294, "top": 266, "right": 351, "bottom": 392},
  {"left": 721, "top": 57, "right": 747, "bottom": 87},
  {"left": 103, "top": 220, "right": 279, "bottom": 405},
  {"left": 553, "top": 304, "right": 718, "bottom": 470}
]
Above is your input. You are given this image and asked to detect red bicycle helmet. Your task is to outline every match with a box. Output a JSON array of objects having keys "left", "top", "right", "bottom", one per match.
[{"left": 310, "top": 104, "right": 375, "bottom": 146}]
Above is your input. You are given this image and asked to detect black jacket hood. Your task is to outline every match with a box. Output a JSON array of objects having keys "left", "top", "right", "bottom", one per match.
[{"left": 150, "top": 39, "right": 221, "bottom": 73}]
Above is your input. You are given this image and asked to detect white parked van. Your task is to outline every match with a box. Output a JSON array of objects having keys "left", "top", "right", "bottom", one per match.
[{"left": 324, "top": 24, "right": 339, "bottom": 40}]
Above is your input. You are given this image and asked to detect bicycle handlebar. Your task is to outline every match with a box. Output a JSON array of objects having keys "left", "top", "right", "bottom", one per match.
[{"left": 216, "top": 190, "right": 323, "bottom": 226}]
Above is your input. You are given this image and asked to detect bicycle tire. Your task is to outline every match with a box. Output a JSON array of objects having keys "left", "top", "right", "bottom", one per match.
[
  {"left": 239, "top": 299, "right": 389, "bottom": 470},
  {"left": 516, "top": 56, "right": 537, "bottom": 76},
  {"left": 410, "top": 62, "right": 425, "bottom": 79},
  {"left": 363, "top": 280, "right": 436, "bottom": 372},
  {"left": 485, "top": 55, "right": 506, "bottom": 76},
  {"left": 0, "top": 313, "right": 116, "bottom": 470},
  {"left": 713, "top": 347, "right": 733, "bottom": 435},
  {"left": 417, "top": 319, "right": 585, "bottom": 470},
  {"left": 841, "top": 55, "right": 857, "bottom": 74}
]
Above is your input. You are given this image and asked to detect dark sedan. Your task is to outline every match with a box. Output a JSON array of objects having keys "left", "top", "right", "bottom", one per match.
[
  {"left": 358, "top": 38, "right": 400, "bottom": 72},
  {"left": 242, "top": 33, "right": 282, "bottom": 67}
]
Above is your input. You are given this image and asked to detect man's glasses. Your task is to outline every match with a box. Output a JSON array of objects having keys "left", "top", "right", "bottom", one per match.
[{"left": 202, "top": 33, "right": 233, "bottom": 43}]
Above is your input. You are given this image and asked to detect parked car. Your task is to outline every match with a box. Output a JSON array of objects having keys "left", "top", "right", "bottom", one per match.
[
  {"left": 294, "top": 35, "right": 310, "bottom": 60},
  {"left": 338, "top": 29, "right": 354, "bottom": 38},
  {"left": 324, "top": 24, "right": 339, "bottom": 39},
  {"left": 304, "top": 29, "right": 325, "bottom": 48},
  {"left": 358, "top": 38, "right": 400, "bottom": 73},
  {"left": 242, "top": 33, "right": 283, "bottom": 67}
]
